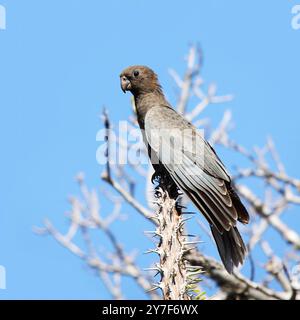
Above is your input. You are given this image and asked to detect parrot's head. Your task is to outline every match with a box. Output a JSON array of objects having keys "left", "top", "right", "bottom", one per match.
[{"left": 120, "top": 66, "right": 161, "bottom": 95}]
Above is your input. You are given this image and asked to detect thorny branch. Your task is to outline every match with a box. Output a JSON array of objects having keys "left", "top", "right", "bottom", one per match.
[{"left": 38, "top": 45, "right": 300, "bottom": 300}]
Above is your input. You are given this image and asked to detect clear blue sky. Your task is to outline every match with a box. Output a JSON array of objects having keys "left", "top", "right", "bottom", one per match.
[{"left": 0, "top": 1, "right": 299, "bottom": 299}]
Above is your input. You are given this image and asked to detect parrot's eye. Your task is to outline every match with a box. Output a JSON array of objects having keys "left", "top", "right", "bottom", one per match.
[{"left": 133, "top": 70, "right": 139, "bottom": 77}]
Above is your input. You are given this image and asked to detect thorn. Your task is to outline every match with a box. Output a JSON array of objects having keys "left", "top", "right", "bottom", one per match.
[
  {"left": 187, "top": 265, "right": 203, "bottom": 270},
  {"left": 148, "top": 215, "right": 160, "bottom": 221},
  {"left": 150, "top": 282, "right": 163, "bottom": 290},
  {"left": 144, "top": 230, "right": 157, "bottom": 234},
  {"left": 181, "top": 211, "right": 196, "bottom": 215},
  {"left": 176, "top": 204, "right": 187, "bottom": 210},
  {"left": 177, "top": 217, "right": 193, "bottom": 229},
  {"left": 144, "top": 248, "right": 161, "bottom": 255},
  {"left": 187, "top": 278, "right": 202, "bottom": 285},
  {"left": 183, "top": 240, "right": 203, "bottom": 245},
  {"left": 187, "top": 267, "right": 204, "bottom": 274},
  {"left": 144, "top": 264, "right": 164, "bottom": 277},
  {"left": 188, "top": 270, "right": 202, "bottom": 280},
  {"left": 182, "top": 246, "right": 198, "bottom": 254},
  {"left": 181, "top": 217, "right": 193, "bottom": 223},
  {"left": 146, "top": 285, "right": 161, "bottom": 293},
  {"left": 143, "top": 267, "right": 163, "bottom": 274},
  {"left": 144, "top": 230, "right": 161, "bottom": 236}
]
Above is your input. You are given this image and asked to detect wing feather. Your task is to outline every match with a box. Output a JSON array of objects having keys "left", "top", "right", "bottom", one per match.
[{"left": 145, "top": 106, "right": 239, "bottom": 232}]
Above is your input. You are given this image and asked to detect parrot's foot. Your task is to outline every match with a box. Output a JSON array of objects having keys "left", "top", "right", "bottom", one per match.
[{"left": 151, "top": 170, "right": 161, "bottom": 184}]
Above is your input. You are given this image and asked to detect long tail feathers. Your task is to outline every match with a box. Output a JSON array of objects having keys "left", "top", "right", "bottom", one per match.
[{"left": 210, "top": 225, "right": 247, "bottom": 273}]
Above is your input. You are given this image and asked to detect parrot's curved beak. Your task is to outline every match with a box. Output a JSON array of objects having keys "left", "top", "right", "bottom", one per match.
[{"left": 120, "top": 76, "right": 131, "bottom": 93}]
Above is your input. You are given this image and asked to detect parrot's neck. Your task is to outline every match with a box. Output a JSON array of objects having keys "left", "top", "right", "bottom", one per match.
[{"left": 134, "top": 91, "right": 168, "bottom": 129}]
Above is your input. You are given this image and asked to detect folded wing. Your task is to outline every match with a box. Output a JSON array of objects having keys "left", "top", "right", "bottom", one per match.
[{"left": 144, "top": 106, "right": 249, "bottom": 272}]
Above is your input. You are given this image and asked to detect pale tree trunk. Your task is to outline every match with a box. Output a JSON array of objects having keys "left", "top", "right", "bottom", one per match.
[{"left": 152, "top": 175, "right": 202, "bottom": 300}]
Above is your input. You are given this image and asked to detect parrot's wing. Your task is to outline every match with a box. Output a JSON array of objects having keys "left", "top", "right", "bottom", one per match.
[
  {"left": 145, "top": 106, "right": 230, "bottom": 181},
  {"left": 144, "top": 106, "right": 249, "bottom": 272},
  {"left": 144, "top": 106, "right": 242, "bottom": 232}
]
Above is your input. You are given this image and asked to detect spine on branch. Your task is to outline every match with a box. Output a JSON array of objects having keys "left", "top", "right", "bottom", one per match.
[{"left": 149, "top": 175, "right": 203, "bottom": 300}]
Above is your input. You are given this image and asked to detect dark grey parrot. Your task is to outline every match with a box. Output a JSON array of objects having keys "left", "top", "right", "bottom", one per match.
[{"left": 120, "top": 65, "right": 249, "bottom": 273}]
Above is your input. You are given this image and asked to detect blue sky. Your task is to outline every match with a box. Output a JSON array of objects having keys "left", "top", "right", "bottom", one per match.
[{"left": 0, "top": 1, "right": 299, "bottom": 299}]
